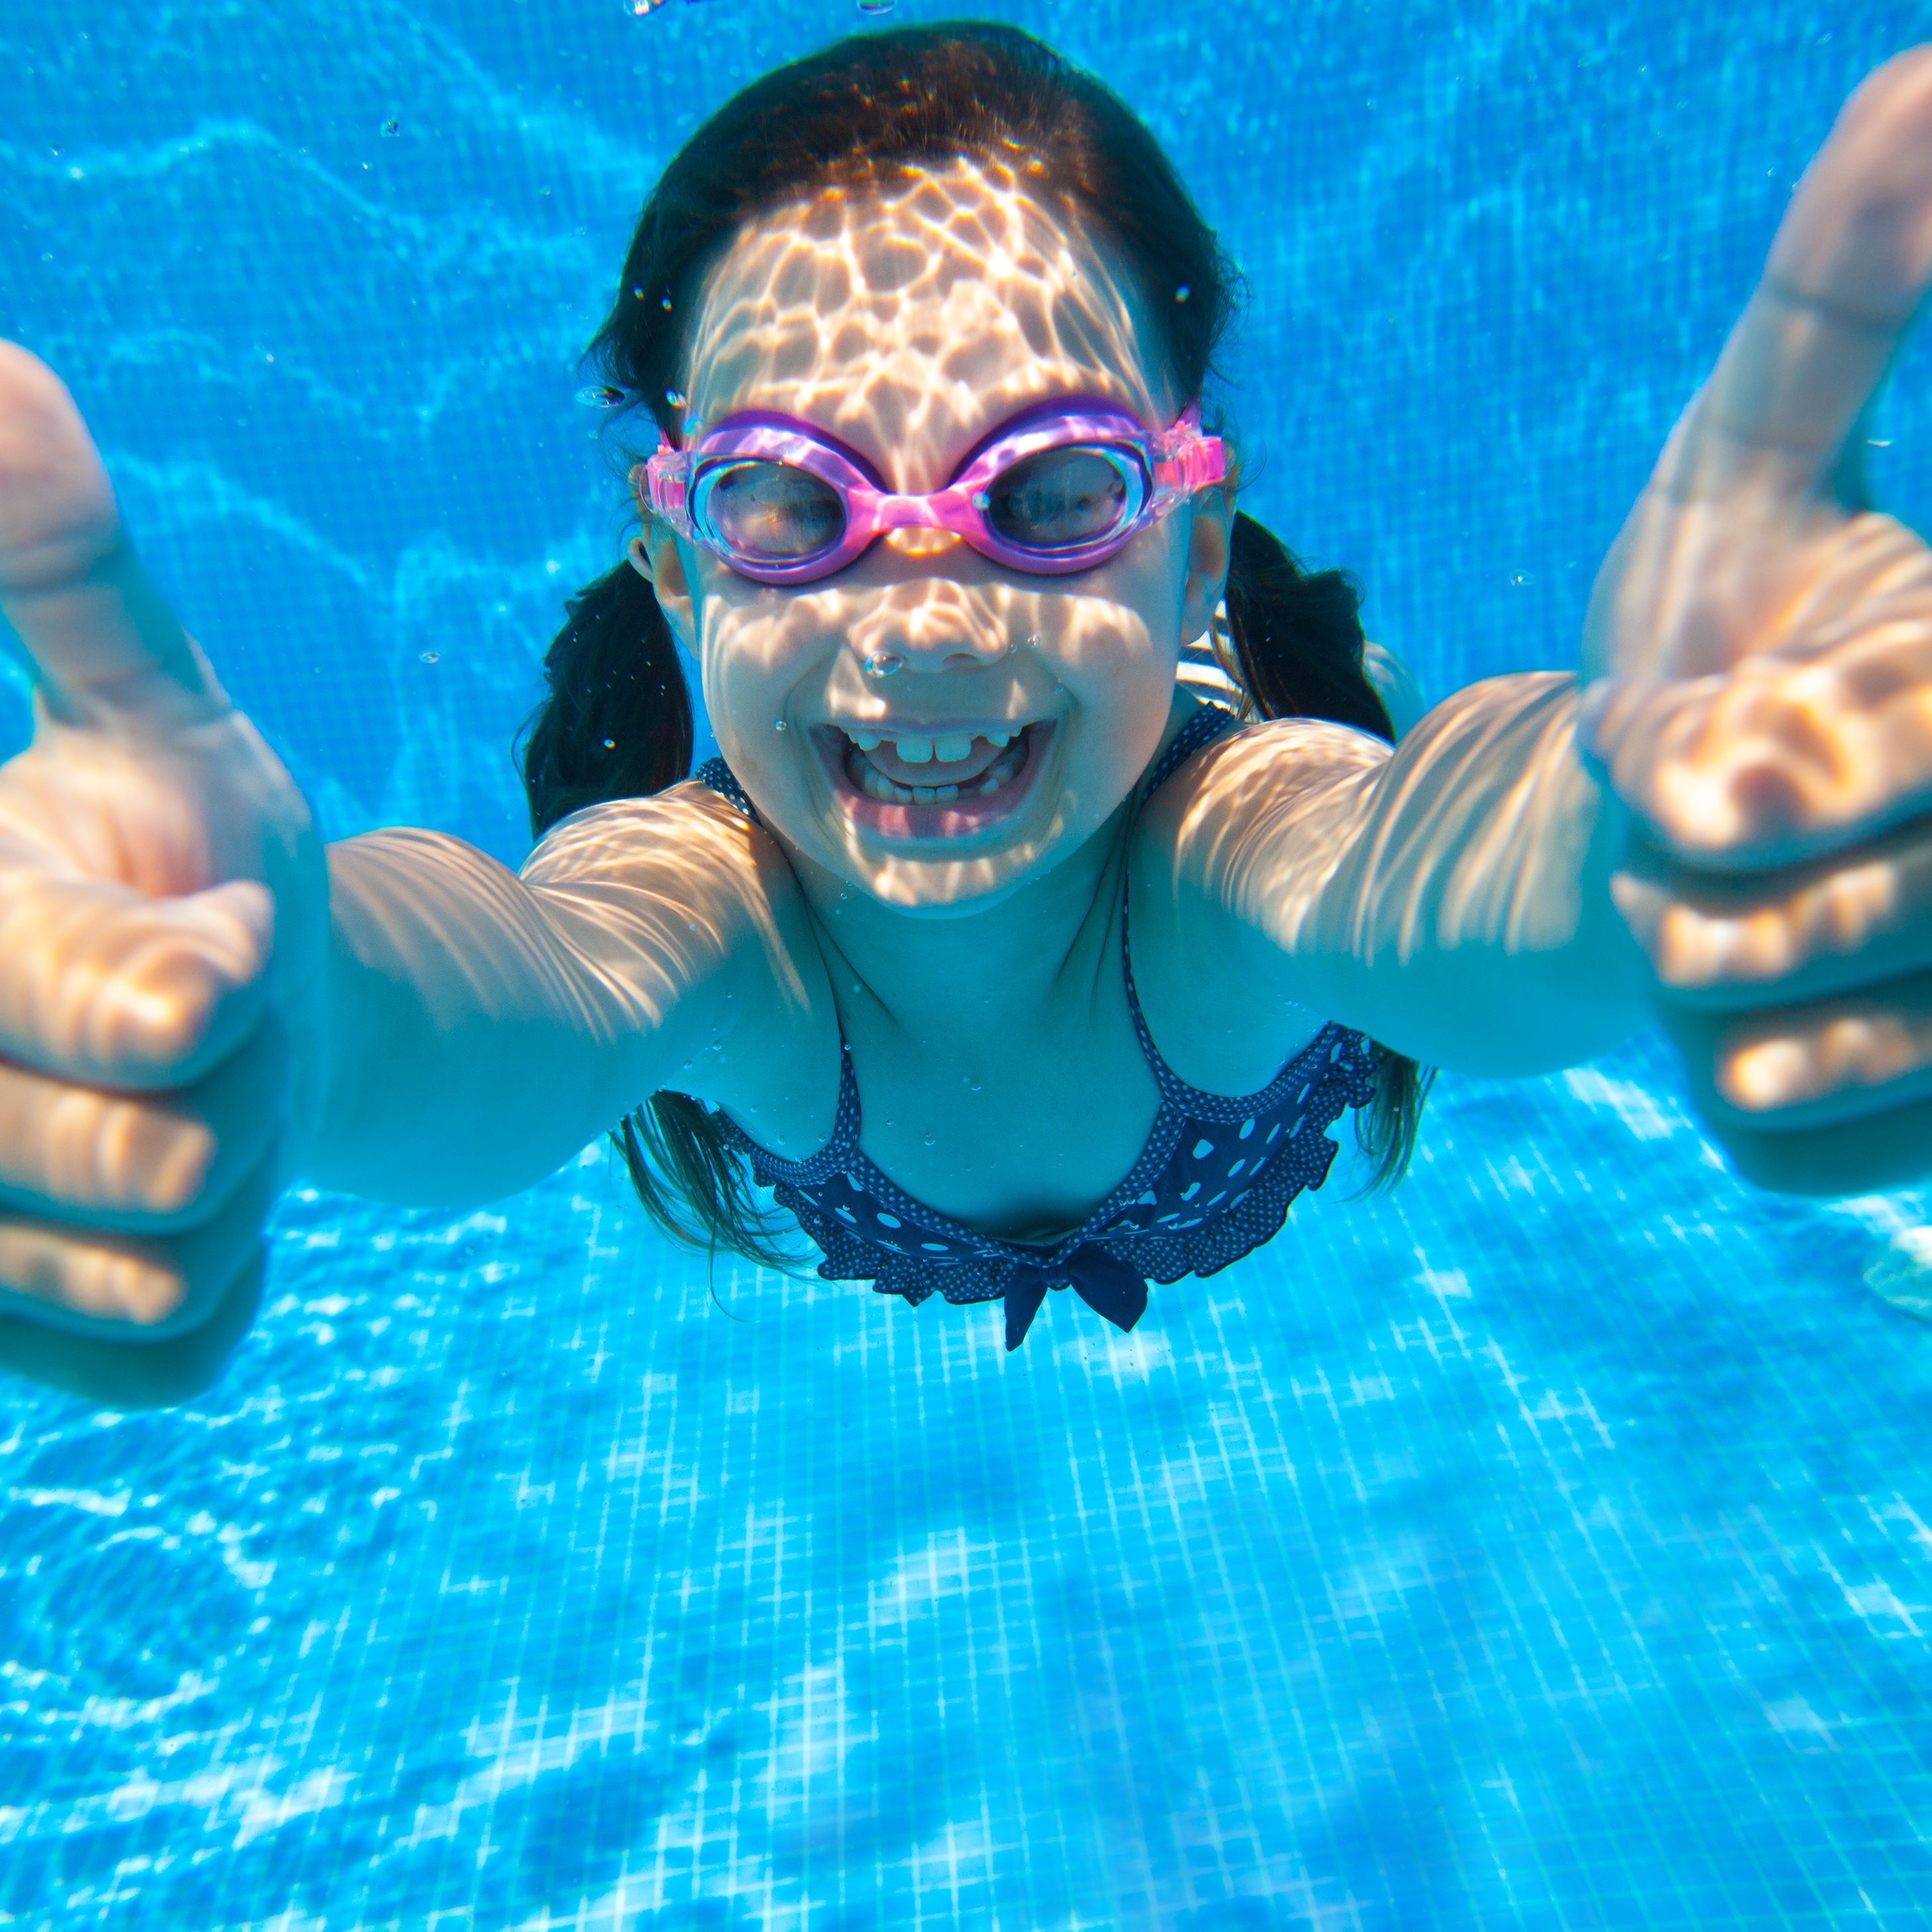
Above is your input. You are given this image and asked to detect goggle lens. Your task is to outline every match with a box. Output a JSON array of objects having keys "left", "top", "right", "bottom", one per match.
[
  {"left": 699, "top": 460, "right": 848, "bottom": 563},
  {"left": 981, "top": 445, "right": 1142, "bottom": 553}
]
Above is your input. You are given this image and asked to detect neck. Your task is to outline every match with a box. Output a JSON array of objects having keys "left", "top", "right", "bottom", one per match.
[{"left": 786, "top": 804, "right": 1133, "bottom": 1049}]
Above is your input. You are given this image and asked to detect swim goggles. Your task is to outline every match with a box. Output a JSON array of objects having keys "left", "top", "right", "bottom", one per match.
[{"left": 634, "top": 395, "right": 1226, "bottom": 586}]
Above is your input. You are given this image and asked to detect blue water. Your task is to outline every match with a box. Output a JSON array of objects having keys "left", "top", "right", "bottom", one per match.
[{"left": 5, "top": 3, "right": 1932, "bottom": 1926}]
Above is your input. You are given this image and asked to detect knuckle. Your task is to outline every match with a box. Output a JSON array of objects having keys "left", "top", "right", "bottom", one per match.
[
  {"left": 115, "top": 977, "right": 227, "bottom": 1068},
  {"left": 1713, "top": 1004, "right": 1932, "bottom": 1117},
  {"left": 90, "top": 1101, "right": 222, "bottom": 1223},
  {"left": 0, "top": 1221, "right": 186, "bottom": 1326},
  {"left": 141, "top": 1122, "right": 221, "bottom": 1219},
  {"left": 0, "top": 1073, "right": 228, "bottom": 1227},
  {"left": 3, "top": 890, "right": 265, "bottom": 1079},
  {"left": 1714, "top": 1033, "right": 1813, "bottom": 1115}
]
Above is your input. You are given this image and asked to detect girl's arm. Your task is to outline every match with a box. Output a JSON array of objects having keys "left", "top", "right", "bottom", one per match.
[
  {"left": 308, "top": 790, "right": 827, "bottom": 1209},
  {"left": 1144, "top": 50, "right": 1932, "bottom": 1196},
  {"left": 1133, "top": 675, "right": 1647, "bottom": 1079}
]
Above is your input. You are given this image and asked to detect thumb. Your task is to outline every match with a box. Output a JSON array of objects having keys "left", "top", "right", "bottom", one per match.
[{"left": 0, "top": 342, "right": 230, "bottom": 734}]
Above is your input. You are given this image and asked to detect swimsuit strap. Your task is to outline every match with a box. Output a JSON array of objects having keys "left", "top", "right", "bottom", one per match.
[
  {"left": 1140, "top": 700, "right": 1242, "bottom": 796},
  {"left": 694, "top": 702, "right": 1272, "bottom": 1152},
  {"left": 715, "top": 1038, "right": 864, "bottom": 1186},
  {"left": 694, "top": 754, "right": 759, "bottom": 823}
]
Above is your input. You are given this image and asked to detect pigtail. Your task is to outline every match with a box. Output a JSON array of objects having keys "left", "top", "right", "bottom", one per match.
[
  {"left": 1220, "top": 514, "right": 1395, "bottom": 738},
  {"left": 1219, "top": 512, "right": 1434, "bottom": 1191},
  {"left": 520, "top": 561, "right": 692, "bottom": 838},
  {"left": 518, "top": 564, "right": 801, "bottom": 1270}
]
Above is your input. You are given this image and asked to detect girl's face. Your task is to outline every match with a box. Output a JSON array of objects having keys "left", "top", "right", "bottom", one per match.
[{"left": 640, "top": 155, "right": 1231, "bottom": 914}]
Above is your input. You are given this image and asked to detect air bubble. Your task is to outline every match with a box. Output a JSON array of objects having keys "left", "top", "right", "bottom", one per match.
[
  {"left": 602, "top": 737, "right": 617, "bottom": 749},
  {"left": 773, "top": 719, "right": 788, "bottom": 731},
  {"left": 419, "top": 651, "right": 441, "bottom": 665},
  {"left": 665, "top": 388, "right": 687, "bottom": 408}
]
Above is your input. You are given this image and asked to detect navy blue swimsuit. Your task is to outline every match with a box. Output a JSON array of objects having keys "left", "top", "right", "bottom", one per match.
[{"left": 692, "top": 705, "right": 1383, "bottom": 1349}]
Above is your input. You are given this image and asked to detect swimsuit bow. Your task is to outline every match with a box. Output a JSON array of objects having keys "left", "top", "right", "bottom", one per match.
[{"left": 1002, "top": 1243, "right": 1149, "bottom": 1351}]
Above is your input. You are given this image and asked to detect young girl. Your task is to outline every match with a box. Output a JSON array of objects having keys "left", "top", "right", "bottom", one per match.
[{"left": 1, "top": 25, "right": 1930, "bottom": 1406}]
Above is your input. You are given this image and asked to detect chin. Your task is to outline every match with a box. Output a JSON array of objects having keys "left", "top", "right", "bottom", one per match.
[{"left": 823, "top": 825, "right": 1074, "bottom": 917}]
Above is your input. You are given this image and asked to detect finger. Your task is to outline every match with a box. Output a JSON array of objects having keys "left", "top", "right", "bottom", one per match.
[
  {"left": 1675, "top": 48, "right": 1932, "bottom": 503},
  {"left": 0, "top": 872, "right": 271, "bottom": 1088},
  {"left": 0, "top": 1142, "right": 281, "bottom": 1339},
  {"left": 0, "top": 1249, "right": 262, "bottom": 1410},
  {"left": 0, "top": 1017, "right": 288, "bottom": 1232},
  {"left": 1659, "top": 969, "right": 1932, "bottom": 1131},
  {"left": 1612, "top": 814, "right": 1932, "bottom": 1007},
  {"left": 0, "top": 342, "right": 230, "bottom": 732},
  {"left": 1586, "top": 510, "right": 1932, "bottom": 861}
]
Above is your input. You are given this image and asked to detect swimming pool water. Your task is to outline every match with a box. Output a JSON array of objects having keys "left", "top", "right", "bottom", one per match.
[{"left": 4, "top": 3, "right": 1932, "bottom": 1927}]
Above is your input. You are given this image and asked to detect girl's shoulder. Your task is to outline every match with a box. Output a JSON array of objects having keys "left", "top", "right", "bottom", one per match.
[
  {"left": 521, "top": 776, "right": 798, "bottom": 904},
  {"left": 520, "top": 778, "right": 841, "bottom": 1125},
  {"left": 1137, "top": 695, "right": 1394, "bottom": 839},
  {"left": 1126, "top": 699, "right": 1391, "bottom": 1094}
]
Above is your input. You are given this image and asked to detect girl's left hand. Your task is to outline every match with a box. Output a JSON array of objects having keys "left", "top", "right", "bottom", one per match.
[{"left": 1582, "top": 46, "right": 1932, "bottom": 1194}]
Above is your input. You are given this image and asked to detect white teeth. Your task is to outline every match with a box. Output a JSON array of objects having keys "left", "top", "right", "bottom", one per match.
[
  {"left": 842, "top": 725, "right": 1026, "bottom": 760},
  {"left": 848, "top": 730, "right": 1030, "bottom": 810}
]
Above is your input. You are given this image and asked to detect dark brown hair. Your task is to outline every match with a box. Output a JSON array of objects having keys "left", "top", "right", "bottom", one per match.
[{"left": 518, "top": 21, "right": 1430, "bottom": 1263}]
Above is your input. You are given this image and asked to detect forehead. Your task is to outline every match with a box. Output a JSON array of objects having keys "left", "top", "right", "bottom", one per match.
[{"left": 681, "top": 155, "right": 1172, "bottom": 471}]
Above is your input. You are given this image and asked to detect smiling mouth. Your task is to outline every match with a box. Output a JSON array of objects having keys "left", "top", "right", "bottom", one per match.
[{"left": 814, "top": 721, "right": 1050, "bottom": 832}]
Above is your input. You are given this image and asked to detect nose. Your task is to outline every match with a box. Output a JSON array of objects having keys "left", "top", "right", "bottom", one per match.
[
  {"left": 859, "top": 607, "right": 1012, "bottom": 677},
  {"left": 882, "top": 526, "right": 966, "bottom": 559}
]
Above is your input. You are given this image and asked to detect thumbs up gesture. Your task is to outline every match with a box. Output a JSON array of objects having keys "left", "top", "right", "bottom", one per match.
[
  {"left": 1584, "top": 50, "right": 1932, "bottom": 1194},
  {"left": 0, "top": 344, "right": 330, "bottom": 1403}
]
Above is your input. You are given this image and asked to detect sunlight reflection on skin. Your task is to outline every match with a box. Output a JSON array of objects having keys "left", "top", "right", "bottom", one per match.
[
  {"left": 636, "top": 156, "right": 1201, "bottom": 917},
  {"left": 9, "top": 51, "right": 1932, "bottom": 1371},
  {"left": 1580, "top": 51, "right": 1932, "bottom": 1127},
  {"left": 0, "top": 703, "right": 289, "bottom": 1328}
]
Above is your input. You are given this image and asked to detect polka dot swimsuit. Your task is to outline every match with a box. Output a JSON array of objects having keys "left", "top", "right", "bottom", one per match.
[{"left": 692, "top": 706, "right": 1385, "bottom": 1350}]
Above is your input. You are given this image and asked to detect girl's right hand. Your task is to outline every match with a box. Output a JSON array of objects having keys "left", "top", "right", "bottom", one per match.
[{"left": 0, "top": 342, "right": 330, "bottom": 1405}]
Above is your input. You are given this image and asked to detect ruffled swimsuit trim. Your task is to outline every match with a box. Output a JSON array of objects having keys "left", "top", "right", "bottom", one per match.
[{"left": 688, "top": 706, "right": 1384, "bottom": 1348}]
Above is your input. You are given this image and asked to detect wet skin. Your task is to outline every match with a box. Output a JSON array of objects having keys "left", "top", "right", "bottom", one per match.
[
  {"left": 2, "top": 54, "right": 1932, "bottom": 1397},
  {"left": 622, "top": 157, "right": 1258, "bottom": 1239}
]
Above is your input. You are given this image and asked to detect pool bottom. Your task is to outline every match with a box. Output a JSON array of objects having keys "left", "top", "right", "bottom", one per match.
[{"left": 2, "top": 1028, "right": 1929, "bottom": 1931}]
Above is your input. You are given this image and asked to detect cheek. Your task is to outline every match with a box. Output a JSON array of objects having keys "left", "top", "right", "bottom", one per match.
[
  {"left": 698, "top": 596, "right": 846, "bottom": 807},
  {"left": 1052, "top": 544, "right": 1188, "bottom": 705},
  {"left": 699, "top": 590, "right": 818, "bottom": 724}
]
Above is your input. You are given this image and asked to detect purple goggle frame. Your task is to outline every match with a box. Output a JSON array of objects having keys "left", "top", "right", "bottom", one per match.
[{"left": 634, "top": 395, "right": 1227, "bottom": 586}]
